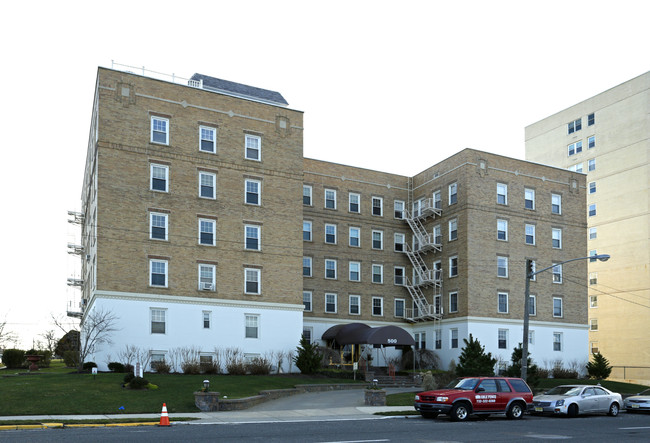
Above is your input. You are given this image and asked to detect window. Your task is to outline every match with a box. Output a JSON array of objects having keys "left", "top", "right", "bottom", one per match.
[
  {"left": 303, "top": 185, "right": 312, "bottom": 205},
  {"left": 394, "top": 266, "right": 405, "bottom": 285},
  {"left": 394, "top": 200, "right": 404, "bottom": 219},
  {"left": 245, "top": 225, "right": 261, "bottom": 250},
  {"left": 244, "top": 134, "right": 261, "bottom": 160},
  {"left": 372, "top": 297, "right": 383, "bottom": 316},
  {"left": 325, "top": 293, "right": 337, "bottom": 313},
  {"left": 524, "top": 188, "right": 535, "bottom": 210},
  {"left": 525, "top": 224, "right": 535, "bottom": 245},
  {"left": 553, "top": 332, "right": 562, "bottom": 351},
  {"left": 325, "top": 224, "right": 337, "bottom": 244},
  {"left": 151, "top": 308, "right": 166, "bottom": 334},
  {"left": 325, "top": 189, "right": 336, "bottom": 209},
  {"left": 588, "top": 158, "right": 596, "bottom": 171},
  {"left": 589, "top": 249, "right": 598, "bottom": 262},
  {"left": 349, "top": 261, "right": 360, "bottom": 281},
  {"left": 394, "top": 299, "right": 405, "bottom": 318},
  {"left": 528, "top": 294, "right": 536, "bottom": 316},
  {"left": 497, "top": 183, "right": 507, "bottom": 205},
  {"left": 372, "top": 264, "right": 383, "bottom": 284},
  {"left": 203, "top": 311, "right": 211, "bottom": 329},
  {"left": 349, "top": 193, "right": 360, "bottom": 213},
  {"left": 303, "top": 291, "right": 312, "bottom": 311},
  {"left": 196, "top": 218, "right": 215, "bottom": 246},
  {"left": 590, "top": 318, "right": 598, "bottom": 331},
  {"left": 589, "top": 272, "right": 598, "bottom": 285},
  {"left": 244, "top": 179, "right": 261, "bottom": 205},
  {"left": 589, "top": 181, "right": 596, "bottom": 194},
  {"left": 412, "top": 198, "right": 423, "bottom": 217},
  {"left": 497, "top": 256, "right": 508, "bottom": 278},
  {"left": 588, "top": 204, "right": 596, "bottom": 217},
  {"left": 244, "top": 268, "right": 260, "bottom": 294},
  {"left": 372, "top": 196, "right": 383, "bottom": 216},
  {"left": 569, "top": 163, "right": 583, "bottom": 173},
  {"left": 433, "top": 190, "right": 442, "bottom": 209},
  {"left": 434, "top": 294, "right": 442, "bottom": 315},
  {"left": 449, "top": 256, "right": 458, "bottom": 277},
  {"left": 449, "top": 219, "right": 458, "bottom": 241},
  {"left": 551, "top": 194, "right": 562, "bottom": 214},
  {"left": 589, "top": 227, "right": 597, "bottom": 239},
  {"left": 199, "top": 172, "right": 216, "bottom": 199},
  {"left": 150, "top": 164, "right": 169, "bottom": 192},
  {"left": 372, "top": 230, "right": 383, "bottom": 250},
  {"left": 150, "top": 259, "right": 168, "bottom": 287},
  {"left": 568, "top": 118, "right": 582, "bottom": 134},
  {"left": 349, "top": 295, "right": 360, "bottom": 315},
  {"left": 552, "top": 228, "right": 562, "bottom": 249},
  {"left": 448, "top": 183, "right": 458, "bottom": 205},
  {"left": 151, "top": 116, "right": 169, "bottom": 144},
  {"left": 303, "top": 221, "right": 312, "bottom": 241},
  {"left": 568, "top": 141, "right": 582, "bottom": 156},
  {"left": 150, "top": 213, "right": 168, "bottom": 240},
  {"left": 394, "top": 233, "right": 405, "bottom": 252},
  {"left": 245, "top": 315, "right": 259, "bottom": 338},
  {"left": 552, "top": 264, "right": 563, "bottom": 283},
  {"left": 325, "top": 259, "right": 337, "bottom": 279},
  {"left": 590, "top": 295, "right": 598, "bottom": 308},
  {"left": 528, "top": 330, "right": 535, "bottom": 345},
  {"left": 498, "top": 292, "right": 508, "bottom": 313},
  {"left": 198, "top": 264, "right": 215, "bottom": 291},
  {"left": 433, "top": 225, "right": 442, "bottom": 245},
  {"left": 302, "top": 328, "right": 312, "bottom": 344},
  {"left": 303, "top": 257, "right": 312, "bottom": 277},
  {"left": 199, "top": 126, "right": 216, "bottom": 153},
  {"left": 498, "top": 329, "right": 508, "bottom": 349},
  {"left": 588, "top": 113, "right": 595, "bottom": 126},
  {"left": 553, "top": 297, "right": 563, "bottom": 317},
  {"left": 588, "top": 135, "right": 595, "bottom": 149},
  {"left": 434, "top": 330, "right": 442, "bottom": 349},
  {"left": 449, "top": 291, "right": 458, "bottom": 313},
  {"left": 450, "top": 328, "right": 459, "bottom": 349},
  {"left": 590, "top": 342, "right": 599, "bottom": 354},
  {"left": 349, "top": 227, "right": 360, "bottom": 247},
  {"left": 497, "top": 219, "right": 508, "bottom": 241},
  {"left": 415, "top": 332, "right": 426, "bottom": 350},
  {"left": 433, "top": 261, "right": 442, "bottom": 281}
]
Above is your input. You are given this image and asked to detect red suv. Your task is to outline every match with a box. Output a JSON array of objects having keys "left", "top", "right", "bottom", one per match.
[{"left": 414, "top": 377, "right": 533, "bottom": 421}]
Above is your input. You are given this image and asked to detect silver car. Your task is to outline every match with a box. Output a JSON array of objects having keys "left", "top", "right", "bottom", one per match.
[
  {"left": 624, "top": 388, "right": 650, "bottom": 412},
  {"left": 532, "top": 385, "right": 622, "bottom": 417}
]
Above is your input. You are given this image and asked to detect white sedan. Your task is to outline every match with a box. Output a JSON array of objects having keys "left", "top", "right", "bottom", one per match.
[
  {"left": 624, "top": 388, "right": 650, "bottom": 412},
  {"left": 531, "top": 385, "right": 622, "bottom": 417}
]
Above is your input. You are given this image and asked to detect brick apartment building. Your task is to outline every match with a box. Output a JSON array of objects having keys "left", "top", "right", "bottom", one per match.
[{"left": 71, "top": 67, "right": 588, "bottom": 372}]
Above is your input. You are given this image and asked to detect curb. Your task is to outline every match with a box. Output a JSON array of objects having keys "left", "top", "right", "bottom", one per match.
[{"left": 0, "top": 422, "right": 161, "bottom": 431}]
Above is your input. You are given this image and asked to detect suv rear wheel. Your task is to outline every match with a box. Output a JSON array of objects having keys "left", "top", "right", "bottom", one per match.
[
  {"left": 506, "top": 402, "right": 524, "bottom": 419},
  {"left": 450, "top": 403, "right": 470, "bottom": 422}
]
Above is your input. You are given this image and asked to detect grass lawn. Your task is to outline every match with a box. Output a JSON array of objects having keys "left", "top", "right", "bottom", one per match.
[{"left": 0, "top": 368, "right": 361, "bottom": 416}]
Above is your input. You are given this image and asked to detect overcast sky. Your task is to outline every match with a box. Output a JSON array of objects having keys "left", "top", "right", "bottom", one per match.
[{"left": 1, "top": 0, "right": 648, "bottom": 348}]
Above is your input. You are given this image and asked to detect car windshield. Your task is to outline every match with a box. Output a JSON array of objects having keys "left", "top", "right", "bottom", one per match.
[
  {"left": 638, "top": 389, "right": 650, "bottom": 396},
  {"left": 446, "top": 378, "right": 479, "bottom": 390},
  {"left": 545, "top": 386, "right": 583, "bottom": 396}
]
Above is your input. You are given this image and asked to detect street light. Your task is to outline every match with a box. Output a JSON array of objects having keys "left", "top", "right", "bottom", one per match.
[{"left": 521, "top": 254, "right": 610, "bottom": 381}]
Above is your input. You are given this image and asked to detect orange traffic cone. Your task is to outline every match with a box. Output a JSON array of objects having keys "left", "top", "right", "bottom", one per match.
[{"left": 159, "top": 403, "right": 171, "bottom": 426}]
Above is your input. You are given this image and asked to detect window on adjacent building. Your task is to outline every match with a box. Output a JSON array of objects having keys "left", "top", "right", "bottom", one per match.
[
  {"left": 497, "top": 256, "right": 508, "bottom": 278},
  {"left": 372, "top": 196, "right": 383, "bottom": 216},
  {"left": 587, "top": 113, "right": 595, "bottom": 126},
  {"left": 524, "top": 188, "right": 535, "bottom": 210},
  {"left": 349, "top": 261, "right": 360, "bottom": 281},
  {"left": 394, "top": 266, "right": 405, "bottom": 285},
  {"left": 150, "top": 259, "right": 168, "bottom": 287},
  {"left": 245, "top": 225, "right": 260, "bottom": 250},
  {"left": 199, "top": 219, "right": 215, "bottom": 246},
  {"left": 553, "top": 332, "right": 562, "bottom": 351},
  {"left": 590, "top": 342, "right": 599, "bottom": 354},
  {"left": 151, "top": 116, "right": 169, "bottom": 144},
  {"left": 151, "top": 308, "right": 166, "bottom": 334},
  {"left": 568, "top": 118, "right": 582, "bottom": 134},
  {"left": 303, "top": 185, "right": 312, "bottom": 205},
  {"left": 588, "top": 135, "right": 595, "bottom": 149},
  {"left": 589, "top": 204, "right": 596, "bottom": 217},
  {"left": 529, "top": 294, "right": 536, "bottom": 316},
  {"left": 150, "top": 164, "right": 169, "bottom": 192},
  {"left": 372, "top": 297, "right": 383, "bottom": 316},
  {"left": 324, "top": 189, "right": 336, "bottom": 209},
  {"left": 498, "top": 292, "right": 508, "bottom": 313},
  {"left": 244, "top": 134, "right": 261, "bottom": 161},
  {"left": 203, "top": 311, "right": 211, "bottom": 328},
  {"left": 245, "top": 179, "right": 260, "bottom": 205},
  {"left": 303, "top": 221, "right": 312, "bottom": 241},
  {"left": 199, "top": 126, "right": 216, "bottom": 153},
  {"left": 150, "top": 213, "right": 168, "bottom": 240},
  {"left": 497, "top": 219, "right": 508, "bottom": 241},
  {"left": 325, "top": 224, "right": 337, "bottom": 244},
  {"left": 394, "top": 200, "right": 405, "bottom": 219},
  {"left": 589, "top": 272, "right": 598, "bottom": 286},
  {"left": 349, "top": 295, "right": 360, "bottom": 315},
  {"left": 589, "top": 249, "right": 598, "bottom": 262},
  {"left": 568, "top": 141, "right": 582, "bottom": 156},
  {"left": 553, "top": 298, "right": 563, "bottom": 317},
  {"left": 244, "top": 268, "right": 260, "bottom": 294},
  {"left": 199, "top": 172, "right": 216, "bottom": 199},
  {"left": 394, "top": 299, "right": 405, "bottom": 318},
  {"left": 349, "top": 227, "right": 360, "bottom": 247},
  {"left": 589, "top": 227, "right": 597, "bottom": 239},
  {"left": 433, "top": 224, "right": 442, "bottom": 245},
  {"left": 450, "top": 328, "right": 459, "bottom": 349},
  {"left": 449, "top": 291, "right": 458, "bottom": 313},
  {"left": 590, "top": 295, "right": 598, "bottom": 308},
  {"left": 569, "top": 163, "right": 583, "bottom": 173},
  {"left": 551, "top": 193, "right": 562, "bottom": 214},
  {"left": 590, "top": 318, "right": 598, "bottom": 331},
  {"left": 449, "top": 219, "right": 458, "bottom": 241},
  {"left": 372, "top": 264, "right": 383, "bottom": 284},
  {"left": 497, "top": 183, "right": 507, "bottom": 205},
  {"left": 198, "top": 264, "right": 215, "bottom": 291},
  {"left": 525, "top": 224, "right": 535, "bottom": 245},
  {"left": 588, "top": 158, "right": 596, "bottom": 171},
  {"left": 372, "top": 230, "right": 383, "bottom": 250},
  {"left": 302, "top": 291, "right": 312, "bottom": 312},
  {"left": 589, "top": 181, "right": 596, "bottom": 194},
  {"left": 302, "top": 257, "right": 312, "bottom": 277},
  {"left": 394, "top": 233, "right": 405, "bottom": 252},
  {"left": 449, "top": 183, "right": 458, "bottom": 205},
  {"left": 552, "top": 228, "right": 562, "bottom": 249},
  {"left": 325, "top": 293, "right": 337, "bottom": 313},
  {"left": 245, "top": 314, "right": 259, "bottom": 338},
  {"left": 552, "top": 264, "right": 563, "bottom": 283},
  {"left": 449, "top": 256, "right": 458, "bottom": 277},
  {"left": 498, "top": 329, "right": 508, "bottom": 349},
  {"left": 349, "top": 192, "right": 360, "bottom": 213}
]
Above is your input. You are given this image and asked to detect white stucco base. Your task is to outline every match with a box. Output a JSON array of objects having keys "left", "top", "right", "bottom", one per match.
[{"left": 82, "top": 291, "right": 304, "bottom": 373}]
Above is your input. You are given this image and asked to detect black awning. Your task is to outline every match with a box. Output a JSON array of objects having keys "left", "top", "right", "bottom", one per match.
[
  {"left": 363, "top": 325, "right": 415, "bottom": 346},
  {"left": 321, "top": 323, "right": 414, "bottom": 347},
  {"left": 321, "top": 323, "right": 371, "bottom": 344}
]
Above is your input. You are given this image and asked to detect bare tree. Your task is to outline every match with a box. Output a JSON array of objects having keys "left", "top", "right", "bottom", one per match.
[
  {"left": 40, "top": 330, "right": 58, "bottom": 354},
  {"left": 0, "top": 317, "right": 18, "bottom": 349}
]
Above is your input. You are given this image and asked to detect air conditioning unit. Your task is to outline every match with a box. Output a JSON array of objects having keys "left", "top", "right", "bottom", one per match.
[{"left": 200, "top": 282, "right": 213, "bottom": 291}]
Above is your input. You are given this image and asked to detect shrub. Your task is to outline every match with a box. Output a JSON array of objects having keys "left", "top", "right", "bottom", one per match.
[
  {"left": 401, "top": 348, "right": 441, "bottom": 371},
  {"left": 181, "top": 361, "right": 201, "bottom": 375},
  {"left": 586, "top": 353, "right": 612, "bottom": 380},
  {"left": 128, "top": 376, "right": 150, "bottom": 390},
  {"left": 226, "top": 361, "right": 247, "bottom": 375},
  {"left": 124, "top": 364, "right": 134, "bottom": 374},
  {"left": 201, "top": 361, "right": 221, "bottom": 374},
  {"left": 552, "top": 366, "right": 578, "bottom": 379},
  {"left": 318, "top": 347, "right": 341, "bottom": 368},
  {"left": 123, "top": 372, "right": 135, "bottom": 384},
  {"left": 294, "top": 335, "right": 321, "bottom": 374},
  {"left": 456, "top": 334, "right": 497, "bottom": 376},
  {"left": 63, "top": 350, "right": 79, "bottom": 368},
  {"left": 1, "top": 349, "right": 25, "bottom": 369},
  {"left": 108, "top": 362, "right": 125, "bottom": 373},
  {"left": 82, "top": 361, "right": 98, "bottom": 370},
  {"left": 315, "top": 368, "right": 355, "bottom": 379},
  {"left": 151, "top": 360, "right": 171, "bottom": 374},
  {"left": 246, "top": 357, "right": 272, "bottom": 375}
]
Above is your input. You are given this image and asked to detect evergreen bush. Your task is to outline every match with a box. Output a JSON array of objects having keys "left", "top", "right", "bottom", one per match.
[
  {"left": 455, "top": 334, "right": 497, "bottom": 376},
  {"left": 294, "top": 335, "right": 321, "bottom": 374},
  {"left": 586, "top": 352, "right": 612, "bottom": 380},
  {"left": 128, "top": 376, "right": 149, "bottom": 389},
  {"left": 1, "top": 349, "right": 25, "bottom": 369},
  {"left": 108, "top": 362, "right": 125, "bottom": 373},
  {"left": 82, "top": 361, "right": 98, "bottom": 370}
]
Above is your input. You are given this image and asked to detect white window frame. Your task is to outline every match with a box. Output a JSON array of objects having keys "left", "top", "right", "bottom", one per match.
[
  {"left": 589, "top": 181, "right": 596, "bottom": 194},
  {"left": 245, "top": 224, "right": 261, "bottom": 251},
  {"left": 589, "top": 227, "right": 597, "bottom": 240},
  {"left": 568, "top": 118, "right": 581, "bottom": 134},
  {"left": 372, "top": 264, "right": 384, "bottom": 284},
  {"left": 150, "top": 308, "right": 166, "bottom": 334},
  {"left": 325, "top": 293, "right": 337, "bottom": 313},
  {"left": 590, "top": 318, "right": 598, "bottom": 331},
  {"left": 151, "top": 116, "right": 169, "bottom": 145},
  {"left": 588, "top": 204, "right": 596, "bottom": 217},
  {"left": 528, "top": 294, "right": 536, "bottom": 316},
  {"left": 199, "top": 171, "right": 216, "bottom": 199},
  {"left": 498, "top": 292, "right": 509, "bottom": 314},
  {"left": 524, "top": 188, "right": 535, "bottom": 210},
  {"left": 372, "top": 196, "right": 383, "bottom": 216},
  {"left": 150, "top": 259, "right": 168, "bottom": 288},
  {"left": 372, "top": 297, "right": 384, "bottom": 316},
  {"left": 588, "top": 135, "right": 595, "bottom": 149},
  {"left": 150, "top": 212, "right": 168, "bottom": 241},
  {"left": 588, "top": 158, "right": 596, "bottom": 171},
  {"left": 303, "top": 220, "right": 312, "bottom": 241},
  {"left": 349, "top": 192, "right": 360, "bottom": 213},
  {"left": 372, "top": 230, "right": 383, "bottom": 250},
  {"left": 245, "top": 314, "right": 259, "bottom": 338},
  {"left": 433, "top": 190, "right": 442, "bottom": 209},
  {"left": 349, "top": 227, "right": 360, "bottom": 247},
  {"left": 303, "top": 185, "right": 312, "bottom": 205},
  {"left": 590, "top": 295, "right": 598, "bottom": 308},
  {"left": 244, "top": 268, "right": 261, "bottom": 294},
  {"left": 553, "top": 297, "right": 563, "bottom": 318},
  {"left": 552, "top": 263, "right": 563, "bottom": 283},
  {"left": 394, "top": 298, "right": 405, "bottom": 318},
  {"left": 589, "top": 273, "right": 598, "bottom": 286},
  {"left": 150, "top": 163, "right": 169, "bottom": 192},
  {"left": 325, "top": 259, "right": 337, "bottom": 279},
  {"left": 497, "top": 183, "right": 508, "bottom": 205},
  {"left": 449, "top": 291, "right": 458, "bottom": 313},
  {"left": 497, "top": 219, "right": 508, "bottom": 241},
  {"left": 198, "top": 264, "right": 216, "bottom": 291},
  {"left": 198, "top": 218, "right": 215, "bottom": 246},
  {"left": 551, "top": 193, "right": 562, "bottom": 215},
  {"left": 568, "top": 140, "right": 582, "bottom": 156},
  {"left": 394, "top": 233, "right": 405, "bottom": 252},
  {"left": 245, "top": 179, "right": 261, "bottom": 205},
  {"left": 349, "top": 261, "right": 360, "bottom": 282},
  {"left": 303, "top": 256, "right": 312, "bottom": 277},
  {"left": 433, "top": 224, "right": 442, "bottom": 245},
  {"left": 449, "top": 256, "right": 458, "bottom": 277},
  {"left": 244, "top": 134, "right": 261, "bottom": 161},
  {"left": 199, "top": 125, "right": 216, "bottom": 153},
  {"left": 349, "top": 294, "right": 360, "bottom": 315},
  {"left": 497, "top": 255, "right": 508, "bottom": 278},
  {"left": 449, "top": 219, "right": 458, "bottom": 241},
  {"left": 450, "top": 328, "right": 459, "bottom": 349},
  {"left": 553, "top": 332, "right": 562, "bottom": 351},
  {"left": 202, "top": 311, "right": 211, "bottom": 329},
  {"left": 448, "top": 183, "right": 458, "bottom": 205},
  {"left": 325, "top": 223, "right": 337, "bottom": 244},
  {"left": 394, "top": 266, "right": 405, "bottom": 286},
  {"left": 498, "top": 329, "right": 508, "bottom": 349},
  {"left": 394, "top": 200, "right": 405, "bottom": 219},
  {"left": 552, "top": 228, "right": 562, "bottom": 249},
  {"left": 325, "top": 189, "right": 337, "bottom": 209},
  {"left": 525, "top": 224, "right": 535, "bottom": 245},
  {"left": 303, "top": 291, "right": 312, "bottom": 312}
]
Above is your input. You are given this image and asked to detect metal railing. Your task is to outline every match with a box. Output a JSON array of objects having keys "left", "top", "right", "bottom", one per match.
[{"left": 111, "top": 61, "right": 194, "bottom": 87}]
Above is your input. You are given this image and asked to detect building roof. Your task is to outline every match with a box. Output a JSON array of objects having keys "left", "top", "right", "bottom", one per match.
[{"left": 190, "top": 73, "right": 288, "bottom": 106}]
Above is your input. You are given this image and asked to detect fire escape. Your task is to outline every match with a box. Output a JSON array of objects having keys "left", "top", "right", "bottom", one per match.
[{"left": 66, "top": 211, "right": 85, "bottom": 318}]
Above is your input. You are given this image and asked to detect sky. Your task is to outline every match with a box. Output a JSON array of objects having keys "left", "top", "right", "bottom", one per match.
[{"left": 1, "top": 0, "right": 648, "bottom": 349}]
